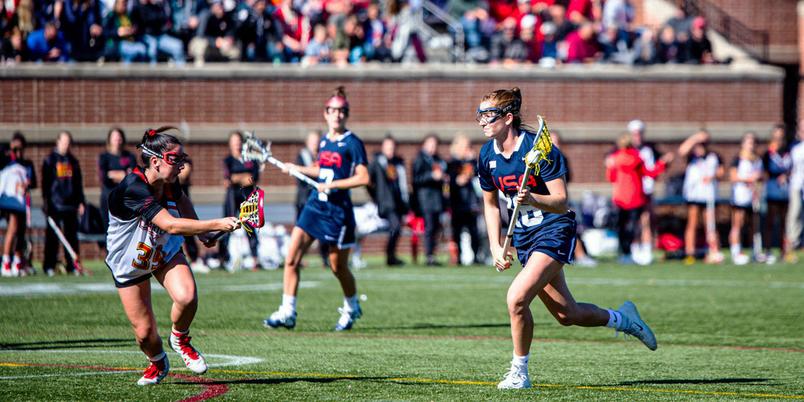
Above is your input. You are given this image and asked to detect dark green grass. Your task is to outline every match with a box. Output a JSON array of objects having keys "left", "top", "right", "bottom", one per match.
[{"left": 0, "top": 257, "right": 802, "bottom": 401}]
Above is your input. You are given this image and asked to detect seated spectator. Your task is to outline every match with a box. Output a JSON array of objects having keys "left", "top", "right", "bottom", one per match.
[
  {"left": 546, "top": 4, "right": 574, "bottom": 41},
  {"left": 236, "top": 0, "right": 283, "bottom": 62},
  {"left": 61, "top": 0, "right": 104, "bottom": 61},
  {"left": 599, "top": 24, "right": 635, "bottom": 64},
  {"left": 564, "top": 22, "right": 599, "bottom": 63},
  {"left": 458, "top": 5, "right": 494, "bottom": 62},
  {"left": 688, "top": 16, "right": 713, "bottom": 64},
  {"left": 273, "top": 0, "right": 310, "bottom": 63},
  {"left": 539, "top": 21, "right": 558, "bottom": 62},
  {"left": 518, "top": 14, "right": 540, "bottom": 63},
  {"left": 131, "top": 0, "right": 186, "bottom": 65},
  {"left": 1, "top": 27, "right": 26, "bottom": 64},
  {"left": 26, "top": 22, "right": 70, "bottom": 62},
  {"left": 169, "top": 0, "right": 206, "bottom": 45},
  {"left": 104, "top": 0, "right": 148, "bottom": 63},
  {"left": 566, "top": 0, "right": 595, "bottom": 25},
  {"left": 654, "top": 24, "right": 681, "bottom": 63},
  {"left": 189, "top": 0, "right": 240, "bottom": 65},
  {"left": 303, "top": 23, "right": 331, "bottom": 65},
  {"left": 489, "top": 16, "right": 528, "bottom": 64},
  {"left": 362, "top": 2, "right": 391, "bottom": 62}
]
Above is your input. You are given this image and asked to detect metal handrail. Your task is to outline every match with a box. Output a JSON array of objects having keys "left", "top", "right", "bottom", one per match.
[
  {"left": 421, "top": 0, "right": 465, "bottom": 62},
  {"left": 677, "top": 0, "right": 770, "bottom": 61}
]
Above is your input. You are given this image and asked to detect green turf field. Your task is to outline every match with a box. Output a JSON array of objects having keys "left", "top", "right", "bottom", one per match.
[{"left": 0, "top": 258, "right": 802, "bottom": 401}]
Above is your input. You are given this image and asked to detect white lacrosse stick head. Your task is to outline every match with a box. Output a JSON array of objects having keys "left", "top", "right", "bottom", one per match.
[{"left": 241, "top": 131, "right": 271, "bottom": 165}]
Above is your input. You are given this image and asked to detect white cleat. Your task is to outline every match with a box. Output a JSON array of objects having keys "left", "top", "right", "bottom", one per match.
[
  {"left": 264, "top": 308, "right": 297, "bottom": 329},
  {"left": 169, "top": 332, "right": 208, "bottom": 374},
  {"left": 497, "top": 369, "right": 531, "bottom": 389},
  {"left": 137, "top": 354, "right": 170, "bottom": 385},
  {"left": 617, "top": 301, "right": 658, "bottom": 351},
  {"left": 732, "top": 253, "right": 750, "bottom": 266},
  {"left": 334, "top": 303, "right": 362, "bottom": 331}
]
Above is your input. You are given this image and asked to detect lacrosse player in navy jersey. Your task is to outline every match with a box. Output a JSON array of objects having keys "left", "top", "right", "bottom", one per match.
[
  {"left": 263, "top": 86, "right": 370, "bottom": 331},
  {"left": 475, "top": 88, "right": 657, "bottom": 390},
  {"left": 106, "top": 127, "right": 239, "bottom": 385}
]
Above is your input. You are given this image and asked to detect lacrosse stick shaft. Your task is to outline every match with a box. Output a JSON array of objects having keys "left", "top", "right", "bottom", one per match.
[
  {"left": 267, "top": 156, "right": 320, "bottom": 188},
  {"left": 498, "top": 163, "right": 534, "bottom": 272},
  {"left": 46, "top": 216, "right": 86, "bottom": 274}
]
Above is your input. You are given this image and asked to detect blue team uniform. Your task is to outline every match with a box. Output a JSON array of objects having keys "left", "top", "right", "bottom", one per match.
[
  {"left": 477, "top": 129, "right": 577, "bottom": 266},
  {"left": 296, "top": 130, "right": 368, "bottom": 249}
]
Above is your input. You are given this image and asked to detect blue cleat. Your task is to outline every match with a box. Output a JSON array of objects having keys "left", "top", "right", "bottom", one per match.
[
  {"left": 617, "top": 301, "right": 657, "bottom": 351},
  {"left": 263, "top": 308, "right": 297, "bottom": 329},
  {"left": 334, "top": 303, "right": 362, "bottom": 331}
]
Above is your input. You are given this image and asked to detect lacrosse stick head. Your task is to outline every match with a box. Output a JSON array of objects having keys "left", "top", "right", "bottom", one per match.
[
  {"left": 524, "top": 115, "right": 553, "bottom": 176},
  {"left": 239, "top": 188, "right": 265, "bottom": 236},
  {"left": 241, "top": 131, "right": 271, "bottom": 164}
]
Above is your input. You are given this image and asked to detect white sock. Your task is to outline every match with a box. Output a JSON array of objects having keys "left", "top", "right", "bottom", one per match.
[
  {"left": 149, "top": 352, "right": 166, "bottom": 362},
  {"left": 282, "top": 294, "right": 297, "bottom": 312},
  {"left": 606, "top": 309, "right": 624, "bottom": 329},
  {"left": 171, "top": 327, "right": 188, "bottom": 336},
  {"left": 730, "top": 244, "right": 741, "bottom": 257},
  {"left": 511, "top": 353, "right": 529, "bottom": 371},
  {"left": 345, "top": 295, "right": 359, "bottom": 311}
]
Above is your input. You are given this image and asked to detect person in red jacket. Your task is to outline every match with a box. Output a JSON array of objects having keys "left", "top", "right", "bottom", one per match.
[{"left": 606, "top": 133, "right": 673, "bottom": 264}]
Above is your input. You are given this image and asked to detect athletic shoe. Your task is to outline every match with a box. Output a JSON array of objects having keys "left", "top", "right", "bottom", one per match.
[
  {"left": 616, "top": 301, "right": 658, "bottom": 351},
  {"left": 764, "top": 254, "right": 777, "bottom": 265},
  {"left": 334, "top": 303, "right": 362, "bottom": 331},
  {"left": 683, "top": 255, "right": 696, "bottom": 266},
  {"left": 1, "top": 262, "right": 11, "bottom": 277},
  {"left": 190, "top": 260, "right": 210, "bottom": 274},
  {"left": 137, "top": 354, "right": 169, "bottom": 386},
  {"left": 575, "top": 256, "right": 597, "bottom": 268},
  {"left": 263, "top": 307, "right": 297, "bottom": 329},
  {"left": 169, "top": 332, "right": 207, "bottom": 374},
  {"left": 784, "top": 252, "right": 799, "bottom": 264},
  {"left": 731, "top": 253, "right": 750, "bottom": 266},
  {"left": 704, "top": 251, "right": 724, "bottom": 264},
  {"left": 497, "top": 368, "right": 531, "bottom": 389}
]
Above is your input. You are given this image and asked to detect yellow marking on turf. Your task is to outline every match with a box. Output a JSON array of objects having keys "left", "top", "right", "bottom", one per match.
[
  {"left": 209, "top": 368, "right": 804, "bottom": 399},
  {"left": 0, "top": 363, "right": 28, "bottom": 367}
]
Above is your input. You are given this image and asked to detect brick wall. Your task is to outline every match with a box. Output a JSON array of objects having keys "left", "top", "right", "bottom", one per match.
[{"left": 706, "top": 0, "right": 798, "bottom": 46}]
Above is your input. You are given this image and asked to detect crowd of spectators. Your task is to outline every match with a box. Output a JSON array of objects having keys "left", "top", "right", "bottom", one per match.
[{"left": 0, "top": 0, "right": 717, "bottom": 65}]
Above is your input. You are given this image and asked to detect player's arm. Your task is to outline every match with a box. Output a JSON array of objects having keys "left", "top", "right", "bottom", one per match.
[
  {"left": 150, "top": 210, "right": 237, "bottom": 236},
  {"left": 517, "top": 177, "right": 569, "bottom": 214},
  {"left": 324, "top": 164, "right": 370, "bottom": 191},
  {"left": 483, "top": 189, "right": 512, "bottom": 270}
]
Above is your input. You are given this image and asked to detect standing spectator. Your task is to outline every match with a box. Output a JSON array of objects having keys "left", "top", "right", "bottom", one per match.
[
  {"left": 447, "top": 134, "right": 481, "bottom": 265},
  {"left": 295, "top": 130, "right": 329, "bottom": 266},
  {"left": 762, "top": 124, "right": 793, "bottom": 262},
  {"left": 41, "top": 131, "right": 86, "bottom": 276},
  {"left": 679, "top": 130, "right": 724, "bottom": 264},
  {"left": 61, "top": 0, "right": 104, "bottom": 61},
  {"left": 368, "top": 135, "right": 409, "bottom": 266},
  {"left": 413, "top": 133, "right": 446, "bottom": 266},
  {"left": 221, "top": 131, "right": 261, "bottom": 271},
  {"left": 189, "top": 0, "right": 240, "bottom": 66},
  {"left": 26, "top": 22, "right": 70, "bottom": 62},
  {"left": 786, "top": 128, "right": 804, "bottom": 261},
  {"left": 131, "top": 0, "right": 186, "bottom": 65},
  {"left": 628, "top": 120, "right": 662, "bottom": 265},
  {"left": 728, "top": 132, "right": 763, "bottom": 265},
  {"left": 98, "top": 127, "right": 136, "bottom": 241},
  {"left": 605, "top": 133, "right": 670, "bottom": 265},
  {"left": 103, "top": 0, "right": 148, "bottom": 63}
]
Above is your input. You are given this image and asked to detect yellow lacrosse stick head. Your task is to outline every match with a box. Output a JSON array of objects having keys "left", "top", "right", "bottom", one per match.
[{"left": 523, "top": 115, "right": 553, "bottom": 176}]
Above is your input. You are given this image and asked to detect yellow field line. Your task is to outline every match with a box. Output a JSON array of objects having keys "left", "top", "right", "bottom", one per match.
[
  {"left": 210, "top": 368, "right": 804, "bottom": 399},
  {"left": 3, "top": 362, "right": 802, "bottom": 399}
]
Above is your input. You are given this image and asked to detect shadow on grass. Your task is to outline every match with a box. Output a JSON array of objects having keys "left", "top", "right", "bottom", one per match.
[
  {"left": 364, "top": 323, "right": 510, "bottom": 331},
  {"left": 174, "top": 376, "right": 392, "bottom": 386},
  {"left": 619, "top": 378, "right": 772, "bottom": 386},
  {"left": 0, "top": 338, "right": 132, "bottom": 350}
]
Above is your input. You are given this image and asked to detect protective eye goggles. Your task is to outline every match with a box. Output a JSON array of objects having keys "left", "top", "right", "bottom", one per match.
[
  {"left": 325, "top": 106, "right": 349, "bottom": 116},
  {"left": 140, "top": 145, "right": 188, "bottom": 166},
  {"left": 475, "top": 107, "right": 504, "bottom": 125}
]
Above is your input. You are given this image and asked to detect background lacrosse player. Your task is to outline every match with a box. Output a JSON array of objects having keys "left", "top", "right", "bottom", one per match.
[
  {"left": 263, "top": 86, "right": 370, "bottom": 331},
  {"left": 475, "top": 88, "right": 657, "bottom": 390},
  {"left": 105, "top": 127, "right": 239, "bottom": 385}
]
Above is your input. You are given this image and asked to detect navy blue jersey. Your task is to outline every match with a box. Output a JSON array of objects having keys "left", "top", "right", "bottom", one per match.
[
  {"left": 477, "top": 130, "right": 572, "bottom": 248},
  {"left": 310, "top": 130, "right": 368, "bottom": 206}
]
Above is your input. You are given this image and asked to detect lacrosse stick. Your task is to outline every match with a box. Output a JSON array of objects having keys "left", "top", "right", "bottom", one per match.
[
  {"left": 241, "top": 132, "right": 320, "bottom": 188},
  {"left": 752, "top": 189, "right": 763, "bottom": 258},
  {"left": 46, "top": 216, "right": 89, "bottom": 276},
  {"left": 498, "top": 115, "right": 553, "bottom": 272},
  {"left": 212, "top": 187, "right": 266, "bottom": 240}
]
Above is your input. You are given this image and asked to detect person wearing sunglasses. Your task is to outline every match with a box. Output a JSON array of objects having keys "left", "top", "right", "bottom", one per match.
[
  {"left": 475, "top": 88, "right": 657, "bottom": 390},
  {"left": 41, "top": 131, "right": 86, "bottom": 277},
  {"left": 105, "top": 127, "right": 239, "bottom": 385},
  {"left": 263, "top": 86, "right": 370, "bottom": 332}
]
